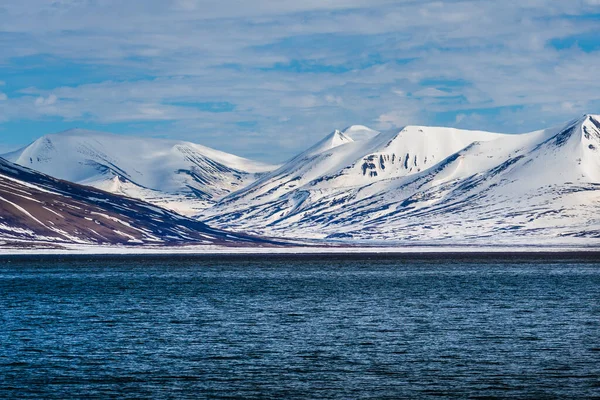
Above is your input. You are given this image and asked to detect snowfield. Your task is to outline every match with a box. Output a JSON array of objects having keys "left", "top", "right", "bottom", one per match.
[
  {"left": 203, "top": 115, "right": 600, "bottom": 245},
  {"left": 1, "top": 240, "right": 599, "bottom": 255},
  {"left": 2, "top": 114, "right": 600, "bottom": 249},
  {"left": 3, "top": 129, "right": 277, "bottom": 216}
]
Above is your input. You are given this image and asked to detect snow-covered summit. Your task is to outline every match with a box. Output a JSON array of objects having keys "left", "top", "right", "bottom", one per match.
[
  {"left": 3, "top": 129, "right": 278, "bottom": 216},
  {"left": 205, "top": 114, "right": 600, "bottom": 245},
  {"left": 303, "top": 129, "right": 354, "bottom": 156},
  {"left": 3, "top": 113, "right": 600, "bottom": 246},
  {"left": 341, "top": 125, "right": 379, "bottom": 142},
  {"left": 216, "top": 123, "right": 508, "bottom": 208}
]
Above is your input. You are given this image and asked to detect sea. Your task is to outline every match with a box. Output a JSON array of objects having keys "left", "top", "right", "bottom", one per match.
[{"left": 1, "top": 253, "right": 599, "bottom": 399}]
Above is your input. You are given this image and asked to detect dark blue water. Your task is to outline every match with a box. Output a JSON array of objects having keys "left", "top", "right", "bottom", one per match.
[{"left": 1, "top": 253, "right": 599, "bottom": 399}]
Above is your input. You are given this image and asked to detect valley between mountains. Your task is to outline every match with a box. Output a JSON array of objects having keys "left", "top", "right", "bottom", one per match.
[{"left": 2, "top": 114, "right": 600, "bottom": 248}]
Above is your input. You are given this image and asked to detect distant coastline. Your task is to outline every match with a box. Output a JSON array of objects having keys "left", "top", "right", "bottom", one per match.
[{"left": 2, "top": 243, "right": 600, "bottom": 257}]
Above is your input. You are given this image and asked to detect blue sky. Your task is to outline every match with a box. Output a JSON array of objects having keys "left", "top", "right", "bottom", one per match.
[{"left": 1, "top": 0, "right": 599, "bottom": 161}]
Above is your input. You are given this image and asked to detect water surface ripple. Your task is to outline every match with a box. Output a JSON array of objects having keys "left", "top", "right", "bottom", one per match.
[{"left": 1, "top": 254, "right": 599, "bottom": 398}]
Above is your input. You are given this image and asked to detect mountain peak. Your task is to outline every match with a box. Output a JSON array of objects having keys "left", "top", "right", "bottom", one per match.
[
  {"left": 341, "top": 125, "right": 379, "bottom": 141},
  {"left": 206, "top": 114, "right": 600, "bottom": 243},
  {"left": 3, "top": 129, "right": 278, "bottom": 216},
  {"left": 302, "top": 129, "right": 354, "bottom": 156},
  {"left": 582, "top": 114, "right": 600, "bottom": 142},
  {"left": 328, "top": 129, "right": 354, "bottom": 147}
]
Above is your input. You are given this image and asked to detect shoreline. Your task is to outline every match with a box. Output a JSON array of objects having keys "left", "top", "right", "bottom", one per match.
[{"left": 1, "top": 243, "right": 600, "bottom": 256}]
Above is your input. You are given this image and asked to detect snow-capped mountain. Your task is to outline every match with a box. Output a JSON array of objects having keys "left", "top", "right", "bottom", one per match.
[
  {"left": 3, "top": 129, "right": 277, "bottom": 216},
  {"left": 204, "top": 115, "right": 600, "bottom": 244},
  {"left": 0, "top": 157, "right": 270, "bottom": 247},
  {"left": 214, "top": 124, "right": 505, "bottom": 208}
]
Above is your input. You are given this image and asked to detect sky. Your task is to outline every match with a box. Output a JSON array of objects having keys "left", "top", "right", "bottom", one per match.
[{"left": 0, "top": 0, "right": 599, "bottom": 162}]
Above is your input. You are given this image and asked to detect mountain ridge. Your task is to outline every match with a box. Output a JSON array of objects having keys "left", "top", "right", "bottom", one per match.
[
  {"left": 0, "top": 157, "right": 274, "bottom": 247},
  {"left": 3, "top": 130, "right": 278, "bottom": 216},
  {"left": 203, "top": 114, "right": 600, "bottom": 244},
  {"left": 2, "top": 114, "right": 599, "bottom": 246}
]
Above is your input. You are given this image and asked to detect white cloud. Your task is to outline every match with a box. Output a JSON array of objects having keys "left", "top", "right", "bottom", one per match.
[
  {"left": 34, "top": 94, "right": 58, "bottom": 106},
  {"left": 375, "top": 105, "right": 423, "bottom": 130},
  {"left": 0, "top": 0, "right": 599, "bottom": 160},
  {"left": 0, "top": 93, "right": 7, "bottom": 101},
  {"left": 325, "top": 95, "right": 343, "bottom": 105}
]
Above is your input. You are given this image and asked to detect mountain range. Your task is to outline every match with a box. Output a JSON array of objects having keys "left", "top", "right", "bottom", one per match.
[
  {"left": 3, "top": 129, "right": 276, "bottom": 216},
  {"left": 2, "top": 114, "right": 600, "bottom": 247},
  {"left": 0, "top": 157, "right": 272, "bottom": 248}
]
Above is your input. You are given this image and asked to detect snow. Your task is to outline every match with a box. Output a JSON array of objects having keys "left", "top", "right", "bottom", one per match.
[
  {"left": 341, "top": 125, "right": 380, "bottom": 142},
  {"left": 204, "top": 114, "right": 600, "bottom": 245},
  {"left": 3, "top": 129, "right": 279, "bottom": 216},
  {"left": 0, "top": 241, "right": 599, "bottom": 256},
  {"left": 2, "top": 114, "right": 600, "bottom": 248},
  {"left": 0, "top": 156, "right": 271, "bottom": 247}
]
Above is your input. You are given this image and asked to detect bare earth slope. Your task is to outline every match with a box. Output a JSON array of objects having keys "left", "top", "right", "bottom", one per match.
[{"left": 0, "top": 157, "right": 267, "bottom": 247}]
